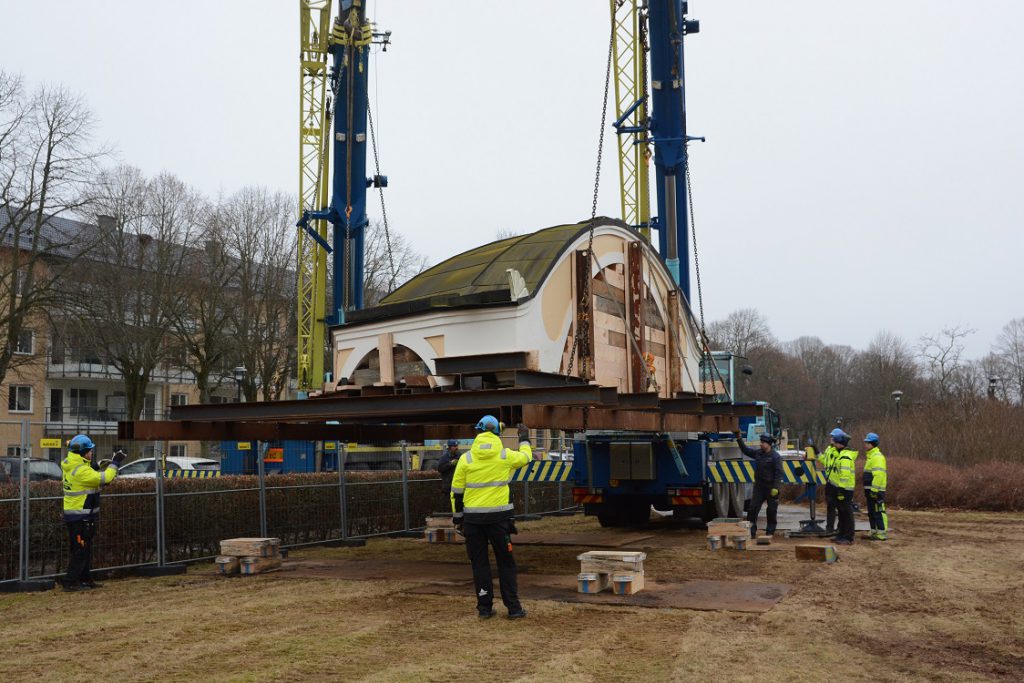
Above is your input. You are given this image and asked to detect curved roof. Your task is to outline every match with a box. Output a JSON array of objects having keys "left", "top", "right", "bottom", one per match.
[{"left": 344, "top": 218, "right": 630, "bottom": 325}]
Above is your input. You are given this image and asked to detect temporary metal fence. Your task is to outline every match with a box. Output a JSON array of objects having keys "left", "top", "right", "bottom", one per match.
[{"left": 0, "top": 422, "right": 575, "bottom": 585}]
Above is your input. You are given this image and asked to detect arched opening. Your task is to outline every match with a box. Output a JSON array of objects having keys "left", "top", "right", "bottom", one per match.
[{"left": 351, "top": 344, "right": 430, "bottom": 387}]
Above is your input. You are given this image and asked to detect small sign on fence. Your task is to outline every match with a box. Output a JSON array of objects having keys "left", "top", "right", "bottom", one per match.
[
  {"left": 40, "top": 438, "right": 63, "bottom": 449},
  {"left": 237, "top": 442, "right": 252, "bottom": 450}
]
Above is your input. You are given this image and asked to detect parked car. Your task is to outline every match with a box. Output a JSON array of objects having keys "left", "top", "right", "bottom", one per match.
[
  {"left": 0, "top": 456, "right": 63, "bottom": 483},
  {"left": 117, "top": 457, "right": 220, "bottom": 478}
]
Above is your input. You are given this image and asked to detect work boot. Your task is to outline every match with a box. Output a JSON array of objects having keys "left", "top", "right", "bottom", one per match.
[
  {"left": 507, "top": 608, "right": 528, "bottom": 619},
  {"left": 478, "top": 609, "right": 496, "bottom": 619},
  {"left": 62, "top": 582, "right": 87, "bottom": 592},
  {"left": 82, "top": 581, "right": 103, "bottom": 589},
  {"left": 834, "top": 538, "right": 853, "bottom": 546}
]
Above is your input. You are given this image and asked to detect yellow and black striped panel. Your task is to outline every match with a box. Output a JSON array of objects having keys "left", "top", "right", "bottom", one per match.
[
  {"left": 708, "top": 460, "right": 756, "bottom": 483},
  {"left": 708, "top": 460, "right": 825, "bottom": 486},
  {"left": 510, "top": 460, "right": 573, "bottom": 482},
  {"left": 164, "top": 470, "right": 222, "bottom": 478}
]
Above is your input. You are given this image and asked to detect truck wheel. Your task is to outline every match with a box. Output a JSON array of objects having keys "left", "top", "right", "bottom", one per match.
[
  {"left": 622, "top": 502, "right": 651, "bottom": 526},
  {"left": 597, "top": 508, "right": 623, "bottom": 528}
]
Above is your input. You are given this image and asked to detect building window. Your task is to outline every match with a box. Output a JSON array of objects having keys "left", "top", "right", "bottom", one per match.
[
  {"left": 170, "top": 393, "right": 188, "bottom": 407},
  {"left": 14, "top": 329, "right": 33, "bottom": 355},
  {"left": 7, "top": 446, "right": 21, "bottom": 457},
  {"left": 209, "top": 395, "right": 229, "bottom": 404},
  {"left": 12, "top": 270, "right": 27, "bottom": 297},
  {"left": 8, "top": 385, "right": 32, "bottom": 413},
  {"left": 170, "top": 444, "right": 187, "bottom": 459},
  {"left": 70, "top": 388, "right": 99, "bottom": 419}
]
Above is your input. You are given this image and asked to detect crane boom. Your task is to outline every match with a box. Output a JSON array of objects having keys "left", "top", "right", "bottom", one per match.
[{"left": 296, "top": 0, "right": 332, "bottom": 392}]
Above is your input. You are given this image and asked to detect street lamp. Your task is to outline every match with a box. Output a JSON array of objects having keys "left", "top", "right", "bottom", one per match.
[
  {"left": 233, "top": 366, "right": 247, "bottom": 403},
  {"left": 891, "top": 390, "right": 904, "bottom": 419}
]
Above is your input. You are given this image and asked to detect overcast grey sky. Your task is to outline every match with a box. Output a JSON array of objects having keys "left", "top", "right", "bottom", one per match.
[{"left": 1, "top": 1, "right": 1020, "bottom": 358}]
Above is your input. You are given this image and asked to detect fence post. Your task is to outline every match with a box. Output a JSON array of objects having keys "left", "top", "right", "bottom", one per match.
[
  {"left": 523, "top": 478, "right": 531, "bottom": 516},
  {"left": 18, "top": 419, "right": 30, "bottom": 582},
  {"left": 338, "top": 444, "right": 348, "bottom": 540},
  {"left": 257, "top": 441, "right": 268, "bottom": 538},
  {"left": 400, "top": 441, "right": 410, "bottom": 532},
  {"left": 154, "top": 442, "right": 166, "bottom": 567},
  {"left": 557, "top": 478, "right": 563, "bottom": 512}
]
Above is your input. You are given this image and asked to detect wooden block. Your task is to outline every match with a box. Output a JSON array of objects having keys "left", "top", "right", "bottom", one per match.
[
  {"left": 215, "top": 555, "right": 239, "bottom": 576},
  {"left": 795, "top": 544, "right": 838, "bottom": 563},
  {"left": 611, "top": 572, "right": 645, "bottom": 595},
  {"left": 577, "top": 572, "right": 611, "bottom": 594},
  {"left": 220, "top": 537, "right": 281, "bottom": 558},
  {"left": 425, "top": 515, "right": 455, "bottom": 529},
  {"left": 578, "top": 550, "right": 646, "bottom": 575},
  {"left": 239, "top": 553, "right": 282, "bottom": 575}
]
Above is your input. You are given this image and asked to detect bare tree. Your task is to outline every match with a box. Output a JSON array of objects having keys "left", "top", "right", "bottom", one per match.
[
  {"left": 72, "top": 167, "right": 203, "bottom": 419},
  {"left": 918, "top": 325, "right": 976, "bottom": 399},
  {"left": 993, "top": 317, "right": 1024, "bottom": 405},
  {"left": 166, "top": 196, "right": 240, "bottom": 403},
  {"left": 223, "top": 187, "right": 296, "bottom": 401},
  {"left": 0, "top": 73, "right": 106, "bottom": 386},
  {"left": 707, "top": 308, "right": 776, "bottom": 358},
  {"left": 362, "top": 220, "right": 429, "bottom": 307}
]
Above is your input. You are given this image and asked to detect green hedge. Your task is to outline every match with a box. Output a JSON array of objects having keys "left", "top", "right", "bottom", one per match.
[{"left": 0, "top": 472, "right": 566, "bottom": 581}]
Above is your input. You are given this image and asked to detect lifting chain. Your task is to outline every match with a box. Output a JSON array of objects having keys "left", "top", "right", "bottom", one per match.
[
  {"left": 566, "top": 21, "right": 615, "bottom": 397},
  {"left": 685, "top": 150, "right": 713, "bottom": 397},
  {"left": 366, "top": 102, "right": 398, "bottom": 292}
]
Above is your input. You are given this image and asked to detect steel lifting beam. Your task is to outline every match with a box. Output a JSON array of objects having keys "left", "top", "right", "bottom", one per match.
[
  {"left": 119, "top": 421, "right": 475, "bottom": 442},
  {"left": 433, "top": 351, "right": 534, "bottom": 375},
  {"left": 168, "top": 385, "right": 617, "bottom": 423},
  {"left": 522, "top": 405, "right": 736, "bottom": 433}
]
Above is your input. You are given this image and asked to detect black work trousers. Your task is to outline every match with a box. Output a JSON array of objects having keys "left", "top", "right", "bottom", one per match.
[
  {"left": 835, "top": 488, "right": 855, "bottom": 542},
  {"left": 65, "top": 519, "right": 97, "bottom": 585},
  {"left": 464, "top": 519, "right": 521, "bottom": 614},
  {"left": 866, "top": 491, "right": 888, "bottom": 532},
  {"left": 747, "top": 482, "right": 779, "bottom": 538},
  {"left": 825, "top": 482, "right": 837, "bottom": 533}
]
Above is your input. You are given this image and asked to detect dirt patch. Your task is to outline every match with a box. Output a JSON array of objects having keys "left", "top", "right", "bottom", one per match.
[{"left": 1, "top": 509, "right": 1022, "bottom": 682}]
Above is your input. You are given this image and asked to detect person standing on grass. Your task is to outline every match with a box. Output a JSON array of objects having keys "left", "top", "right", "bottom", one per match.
[
  {"left": 61, "top": 434, "right": 126, "bottom": 591},
  {"left": 827, "top": 432, "right": 858, "bottom": 545},
  {"left": 437, "top": 439, "right": 461, "bottom": 512},
  {"left": 735, "top": 432, "right": 784, "bottom": 539},
  {"left": 451, "top": 416, "right": 539, "bottom": 620},
  {"left": 862, "top": 433, "right": 889, "bottom": 541}
]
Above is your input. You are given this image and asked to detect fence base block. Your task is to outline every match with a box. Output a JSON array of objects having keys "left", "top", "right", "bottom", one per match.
[
  {"left": 0, "top": 579, "right": 56, "bottom": 593},
  {"left": 517, "top": 514, "right": 543, "bottom": 521},
  {"left": 391, "top": 530, "right": 426, "bottom": 539},
  {"left": 133, "top": 564, "right": 188, "bottom": 577},
  {"left": 324, "top": 539, "right": 368, "bottom": 548},
  {"left": 551, "top": 510, "right": 577, "bottom": 516}
]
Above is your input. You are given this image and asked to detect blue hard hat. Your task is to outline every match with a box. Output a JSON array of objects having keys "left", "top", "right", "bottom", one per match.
[
  {"left": 447, "top": 439, "right": 459, "bottom": 447},
  {"left": 68, "top": 434, "right": 95, "bottom": 453},
  {"left": 475, "top": 415, "right": 501, "bottom": 434},
  {"left": 864, "top": 432, "right": 880, "bottom": 444},
  {"left": 829, "top": 428, "right": 848, "bottom": 440}
]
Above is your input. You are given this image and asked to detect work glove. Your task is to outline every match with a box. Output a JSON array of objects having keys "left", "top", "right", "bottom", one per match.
[
  {"left": 837, "top": 494, "right": 846, "bottom": 501},
  {"left": 112, "top": 450, "right": 127, "bottom": 467},
  {"left": 453, "top": 513, "right": 464, "bottom": 534},
  {"left": 770, "top": 488, "right": 779, "bottom": 498},
  {"left": 517, "top": 423, "right": 530, "bottom": 445}
]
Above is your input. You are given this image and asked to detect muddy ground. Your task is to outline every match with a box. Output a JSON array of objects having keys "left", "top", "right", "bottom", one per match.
[{"left": 2, "top": 508, "right": 1022, "bottom": 682}]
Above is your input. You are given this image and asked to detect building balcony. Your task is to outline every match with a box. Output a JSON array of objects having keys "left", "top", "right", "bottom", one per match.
[
  {"left": 46, "top": 351, "right": 196, "bottom": 384},
  {"left": 44, "top": 406, "right": 171, "bottom": 436}
]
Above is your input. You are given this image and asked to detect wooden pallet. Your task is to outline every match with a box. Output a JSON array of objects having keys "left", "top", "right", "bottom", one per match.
[
  {"left": 215, "top": 555, "right": 240, "bottom": 576},
  {"left": 239, "top": 553, "right": 283, "bottom": 575},
  {"left": 425, "top": 527, "right": 463, "bottom": 544},
  {"left": 577, "top": 550, "right": 646, "bottom": 575}
]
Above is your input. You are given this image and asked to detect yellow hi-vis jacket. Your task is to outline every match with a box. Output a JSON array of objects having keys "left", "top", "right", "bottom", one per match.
[
  {"left": 62, "top": 452, "right": 118, "bottom": 521},
  {"left": 863, "top": 447, "right": 887, "bottom": 493},
  {"left": 827, "top": 448, "right": 858, "bottom": 492},
  {"left": 451, "top": 431, "right": 532, "bottom": 523}
]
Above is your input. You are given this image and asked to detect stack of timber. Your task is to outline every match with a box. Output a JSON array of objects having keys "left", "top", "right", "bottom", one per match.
[
  {"left": 217, "top": 537, "right": 283, "bottom": 576},
  {"left": 577, "top": 551, "right": 646, "bottom": 595},
  {"left": 795, "top": 544, "right": 838, "bottom": 564},
  {"left": 706, "top": 518, "right": 753, "bottom": 551},
  {"left": 424, "top": 514, "right": 463, "bottom": 544}
]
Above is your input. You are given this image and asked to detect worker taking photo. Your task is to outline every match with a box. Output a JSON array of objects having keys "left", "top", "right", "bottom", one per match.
[
  {"left": 736, "top": 432, "right": 783, "bottom": 539},
  {"left": 451, "top": 416, "right": 538, "bottom": 619},
  {"left": 61, "top": 434, "right": 126, "bottom": 591},
  {"left": 437, "top": 438, "right": 461, "bottom": 512}
]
